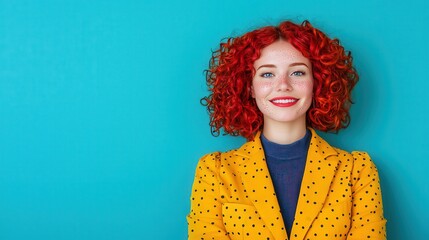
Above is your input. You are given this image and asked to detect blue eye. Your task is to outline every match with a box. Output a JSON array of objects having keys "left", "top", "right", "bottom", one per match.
[
  {"left": 261, "top": 72, "right": 274, "bottom": 78},
  {"left": 291, "top": 71, "right": 305, "bottom": 76}
]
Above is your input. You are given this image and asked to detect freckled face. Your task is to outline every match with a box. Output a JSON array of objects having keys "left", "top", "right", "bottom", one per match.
[{"left": 251, "top": 40, "right": 314, "bottom": 127}]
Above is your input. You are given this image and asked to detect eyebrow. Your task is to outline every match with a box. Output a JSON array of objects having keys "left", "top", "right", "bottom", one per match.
[
  {"left": 256, "top": 62, "right": 309, "bottom": 70},
  {"left": 289, "top": 62, "right": 309, "bottom": 68}
]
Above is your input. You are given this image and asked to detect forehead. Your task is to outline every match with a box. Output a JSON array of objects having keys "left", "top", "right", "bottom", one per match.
[{"left": 254, "top": 40, "right": 310, "bottom": 66}]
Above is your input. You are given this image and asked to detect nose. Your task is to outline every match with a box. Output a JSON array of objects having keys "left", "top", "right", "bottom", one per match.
[{"left": 276, "top": 75, "right": 292, "bottom": 92}]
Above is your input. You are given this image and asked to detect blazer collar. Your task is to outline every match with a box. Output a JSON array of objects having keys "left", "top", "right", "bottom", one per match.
[
  {"left": 234, "top": 128, "right": 339, "bottom": 240},
  {"left": 291, "top": 129, "right": 339, "bottom": 240},
  {"left": 234, "top": 131, "right": 287, "bottom": 240}
]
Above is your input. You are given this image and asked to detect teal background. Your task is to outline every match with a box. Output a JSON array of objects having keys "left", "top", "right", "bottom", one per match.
[{"left": 1, "top": 0, "right": 428, "bottom": 239}]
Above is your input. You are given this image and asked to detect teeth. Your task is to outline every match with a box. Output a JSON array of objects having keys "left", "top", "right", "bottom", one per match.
[{"left": 272, "top": 99, "right": 297, "bottom": 103}]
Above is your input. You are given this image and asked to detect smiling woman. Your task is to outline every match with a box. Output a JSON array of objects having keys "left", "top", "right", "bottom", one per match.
[
  {"left": 187, "top": 20, "right": 386, "bottom": 240},
  {"left": 251, "top": 40, "right": 314, "bottom": 144}
]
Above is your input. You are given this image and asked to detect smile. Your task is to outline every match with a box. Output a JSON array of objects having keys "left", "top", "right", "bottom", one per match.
[{"left": 269, "top": 97, "right": 298, "bottom": 107}]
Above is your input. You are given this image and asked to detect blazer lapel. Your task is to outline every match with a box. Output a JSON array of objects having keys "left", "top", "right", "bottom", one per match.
[
  {"left": 235, "top": 132, "right": 288, "bottom": 240},
  {"left": 290, "top": 129, "right": 339, "bottom": 240}
]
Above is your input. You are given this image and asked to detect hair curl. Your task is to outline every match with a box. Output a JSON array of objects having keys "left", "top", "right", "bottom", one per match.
[{"left": 202, "top": 20, "right": 358, "bottom": 140}]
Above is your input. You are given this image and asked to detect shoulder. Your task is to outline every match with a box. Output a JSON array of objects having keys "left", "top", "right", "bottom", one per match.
[
  {"left": 349, "top": 151, "right": 375, "bottom": 168},
  {"left": 195, "top": 146, "right": 236, "bottom": 163},
  {"left": 310, "top": 129, "right": 376, "bottom": 164},
  {"left": 196, "top": 148, "right": 243, "bottom": 170},
  {"left": 331, "top": 145, "right": 379, "bottom": 172},
  {"left": 334, "top": 147, "right": 378, "bottom": 170},
  {"left": 195, "top": 137, "right": 261, "bottom": 175},
  {"left": 348, "top": 151, "right": 381, "bottom": 185},
  {"left": 329, "top": 146, "right": 381, "bottom": 189},
  {"left": 309, "top": 129, "right": 380, "bottom": 175},
  {"left": 194, "top": 152, "right": 222, "bottom": 174}
]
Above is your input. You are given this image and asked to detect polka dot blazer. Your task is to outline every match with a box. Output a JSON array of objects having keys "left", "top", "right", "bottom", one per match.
[{"left": 187, "top": 128, "right": 386, "bottom": 240}]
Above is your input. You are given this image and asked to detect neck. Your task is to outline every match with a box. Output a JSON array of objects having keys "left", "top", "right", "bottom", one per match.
[{"left": 262, "top": 117, "right": 307, "bottom": 144}]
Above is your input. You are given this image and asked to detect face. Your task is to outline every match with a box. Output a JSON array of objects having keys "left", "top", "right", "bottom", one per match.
[{"left": 251, "top": 40, "right": 313, "bottom": 127}]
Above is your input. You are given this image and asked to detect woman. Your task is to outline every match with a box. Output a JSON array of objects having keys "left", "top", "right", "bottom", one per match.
[{"left": 187, "top": 20, "right": 386, "bottom": 240}]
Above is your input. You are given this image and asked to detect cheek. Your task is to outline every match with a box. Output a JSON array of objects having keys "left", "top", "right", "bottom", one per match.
[
  {"left": 252, "top": 81, "right": 273, "bottom": 98},
  {"left": 291, "top": 80, "right": 313, "bottom": 95}
]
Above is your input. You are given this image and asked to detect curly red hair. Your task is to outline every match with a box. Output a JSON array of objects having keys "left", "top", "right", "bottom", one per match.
[{"left": 202, "top": 20, "right": 358, "bottom": 140}]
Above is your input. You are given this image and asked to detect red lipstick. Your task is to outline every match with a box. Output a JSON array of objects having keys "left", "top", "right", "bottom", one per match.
[{"left": 269, "top": 97, "right": 298, "bottom": 107}]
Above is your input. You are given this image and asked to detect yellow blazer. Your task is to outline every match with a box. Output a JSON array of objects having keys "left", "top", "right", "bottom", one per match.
[{"left": 187, "top": 129, "right": 386, "bottom": 240}]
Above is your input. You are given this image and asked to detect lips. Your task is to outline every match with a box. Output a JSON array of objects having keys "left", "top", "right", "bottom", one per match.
[{"left": 269, "top": 97, "right": 298, "bottom": 107}]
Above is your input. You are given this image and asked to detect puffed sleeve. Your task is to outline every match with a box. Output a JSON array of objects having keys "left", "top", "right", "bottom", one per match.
[
  {"left": 187, "top": 152, "right": 230, "bottom": 240},
  {"left": 347, "top": 152, "right": 387, "bottom": 239}
]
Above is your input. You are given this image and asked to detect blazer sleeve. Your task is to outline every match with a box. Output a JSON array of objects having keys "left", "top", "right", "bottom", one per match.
[
  {"left": 347, "top": 151, "right": 387, "bottom": 240},
  {"left": 187, "top": 152, "right": 230, "bottom": 240}
]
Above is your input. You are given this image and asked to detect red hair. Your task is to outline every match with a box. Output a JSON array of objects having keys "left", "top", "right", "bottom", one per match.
[{"left": 202, "top": 20, "right": 358, "bottom": 140}]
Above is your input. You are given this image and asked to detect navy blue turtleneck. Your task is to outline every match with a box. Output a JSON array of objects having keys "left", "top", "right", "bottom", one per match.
[{"left": 260, "top": 129, "right": 311, "bottom": 237}]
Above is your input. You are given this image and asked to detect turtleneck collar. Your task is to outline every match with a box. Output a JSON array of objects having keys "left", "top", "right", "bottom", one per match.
[{"left": 260, "top": 129, "right": 311, "bottom": 160}]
